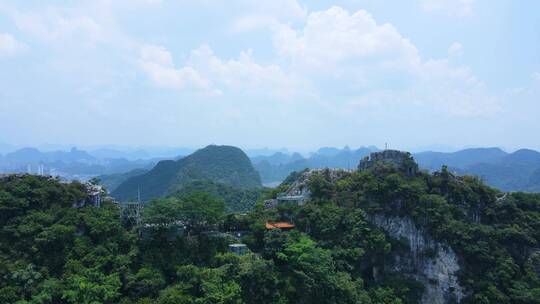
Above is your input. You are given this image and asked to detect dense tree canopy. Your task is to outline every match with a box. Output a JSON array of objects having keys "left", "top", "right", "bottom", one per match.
[{"left": 1, "top": 165, "right": 540, "bottom": 303}]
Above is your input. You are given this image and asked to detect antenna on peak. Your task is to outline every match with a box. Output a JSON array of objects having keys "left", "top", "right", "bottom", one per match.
[
  {"left": 137, "top": 186, "right": 141, "bottom": 203},
  {"left": 385, "top": 143, "right": 388, "bottom": 150}
]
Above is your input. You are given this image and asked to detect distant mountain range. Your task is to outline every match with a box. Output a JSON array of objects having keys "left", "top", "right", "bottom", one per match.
[
  {"left": 2, "top": 144, "right": 539, "bottom": 193},
  {"left": 87, "top": 147, "right": 196, "bottom": 160},
  {"left": 112, "top": 145, "right": 262, "bottom": 202},
  {"left": 251, "top": 147, "right": 540, "bottom": 192},
  {"left": 414, "top": 147, "right": 509, "bottom": 170},
  {"left": 251, "top": 146, "right": 378, "bottom": 184},
  {"left": 415, "top": 148, "right": 540, "bottom": 192},
  {"left": 0, "top": 147, "right": 160, "bottom": 179},
  {"left": 3, "top": 147, "right": 96, "bottom": 163}
]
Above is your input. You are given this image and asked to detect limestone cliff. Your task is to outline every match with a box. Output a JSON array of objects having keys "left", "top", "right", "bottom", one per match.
[{"left": 368, "top": 214, "right": 465, "bottom": 304}]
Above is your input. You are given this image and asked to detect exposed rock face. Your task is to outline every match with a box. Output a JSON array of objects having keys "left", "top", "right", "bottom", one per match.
[
  {"left": 359, "top": 150, "right": 418, "bottom": 175},
  {"left": 285, "top": 168, "right": 351, "bottom": 194},
  {"left": 282, "top": 168, "right": 350, "bottom": 202},
  {"left": 369, "top": 214, "right": 464, "bottom": 304}
]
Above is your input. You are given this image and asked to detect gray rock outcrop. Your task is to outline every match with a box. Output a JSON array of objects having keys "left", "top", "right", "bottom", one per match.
[
  {"left": 369, "top": 214, "right": 465, "bottom": 304},
  {"left": 359, "top": 150, "right": 418, "bottom": 175}
]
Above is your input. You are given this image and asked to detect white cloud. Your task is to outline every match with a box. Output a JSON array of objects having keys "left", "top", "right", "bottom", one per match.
[
  {"left": 0, "top": 33, "right": 26, "bottom": 57},
  {"left": 5, "top": 1, "right": 140, "bottom": 51},
  {"left": 232, "top": 0, "right": 306, "bottom": 32},
  {"left": 14, "top": 12, "right": 104, "bottom": 45},
  {"left": 242, "top": 0, "right": 306, "bottom": 21},
  {"left": 267, "top": 6, "right": 497, "bottom": 117},
  {"left": 188, "top": 45, "right": 307, "bottom": 98},
  {"left": 448, "top": 42, "right": 463, "bottom": 57},
  {"left": 0, "top": 0, "right": 502, "bottom": 145},
  {"left": 273, "top": 7, "right": 420, "bottom": 70},
  {"left": 139, "top": 44, "right": 308, "bottom": 98},
  {"left": 139, "top": 45, "right": 211, "bottom": 92},
  {"left": 419, "top": 0, "right": 476, "bottom": 17},
  {"left": 417, "top": 59, "right": 501, "bottom": 116}
]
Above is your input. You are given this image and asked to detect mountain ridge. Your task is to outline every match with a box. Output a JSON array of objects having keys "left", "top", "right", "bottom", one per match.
[
  {"left": 112, "top": 145, "right": 262, "bottom": 202},
  {"left": 251, "top": 146, "right": 540, "bottom": 192}
]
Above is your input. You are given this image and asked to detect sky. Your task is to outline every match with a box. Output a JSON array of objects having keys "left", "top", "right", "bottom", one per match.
[{"left": 0, "top": 0, "right": 539, "bottom": 152}]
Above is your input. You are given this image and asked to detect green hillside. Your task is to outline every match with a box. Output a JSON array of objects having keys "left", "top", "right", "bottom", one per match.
[
  {"left": 112, "top": 145, "right": 262, "bottom": 202},
  {"left": 172, "top": 180, "right": 263, "bottom": 212},
  {"left": 97, "top": 168, "right": 149, "bottom": 193},
  {"left": 2, "top": 159, "right": 540, "bottom": 303}
]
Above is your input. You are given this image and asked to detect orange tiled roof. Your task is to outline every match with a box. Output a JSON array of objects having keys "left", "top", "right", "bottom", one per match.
[{"left": 266, "top": 222, "right": 295, "bottom": 229}]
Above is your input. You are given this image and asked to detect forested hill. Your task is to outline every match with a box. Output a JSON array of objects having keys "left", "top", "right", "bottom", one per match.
[
  {"left": 254, "top": 147, "right": 540, "bottom": 192},
  {"left": 2, "top": 158, "right": 540, "bottom": 303},
  {"left": 112, "top": 145, "right": 262, "bottom": 202}
]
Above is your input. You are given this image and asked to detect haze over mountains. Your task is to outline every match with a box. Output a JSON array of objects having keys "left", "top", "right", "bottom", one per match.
[
  {"left": 249, "top": 147, "right": 540, "bottom": 192},
  {"left": 424, "top": 148, "right": 540, "bottom": 192},
  {"left": 251, "top": 146, "right": 378, "bottom": 185},
  {"left": 1, "top": 144, "right": 539, "bottom": 193},
  {"left": 0, "top": 147, "right": 159, "bottom": 180}
]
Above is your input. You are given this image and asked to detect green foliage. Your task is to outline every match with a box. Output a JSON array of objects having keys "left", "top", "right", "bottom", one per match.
[
  {"left": 3, "top": 162, "right": 540, "bottom": 304},
  {"left": 0, "top": 175, "right": 135, "bottom": 303},
  {"left": 144, "top": 192, "right": 225, "bottom": 232},
  {"left": 126, "top": 267, "right": 166, "bottom": 299},
  {"left": 308, "top": 171, "right": 336, "bottom": 201},
  {"left": 176, "top": 192, "right": 226, "bottom": 231},
  {"left": 173, "top": 180, "right": 261, "bottom": 212},
  {"left": 307, "top": 165, "right": 540, "bottom": 303},
  {"left": 142, "top": 197, "right": 183, "bottom": 227},
  {"left": 112, "top": 145, "right": 262, "bottom": 201},
  {"left": 61, "top": 268, "right": 121, "bottom": 304}
]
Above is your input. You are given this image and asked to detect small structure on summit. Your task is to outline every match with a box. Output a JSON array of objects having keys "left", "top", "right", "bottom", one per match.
[
  {"left": 266, "top": 221, "right": 295, "bottom": 230},
  {"left": 358, "top": 150, "right": 418, "bottom": 176}
]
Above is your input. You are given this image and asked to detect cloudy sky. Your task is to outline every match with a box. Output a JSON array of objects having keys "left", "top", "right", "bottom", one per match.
[{"left": 0, "top": 0, "right": 539, "bottom": 152}]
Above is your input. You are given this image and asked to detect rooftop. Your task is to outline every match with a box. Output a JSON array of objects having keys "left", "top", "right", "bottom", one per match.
[{"left": 266, "top": 222, "right": 295, "bottom": 229}]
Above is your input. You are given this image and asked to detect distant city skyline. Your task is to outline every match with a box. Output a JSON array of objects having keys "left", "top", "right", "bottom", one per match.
[{"left": 1, "top": 1, "right": 539, "bottom": 150}]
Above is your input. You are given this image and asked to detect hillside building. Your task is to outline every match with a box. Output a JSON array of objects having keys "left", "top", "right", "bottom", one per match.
[{"left": 265, "top": 221, "right": 295, "bottom": 230}]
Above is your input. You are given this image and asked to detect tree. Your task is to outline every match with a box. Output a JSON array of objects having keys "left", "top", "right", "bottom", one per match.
[
  {"left": 178, "top": 192, "right": 225, "bottom": 231},
  {"left": 144, "top": 192, "right": 225, "bottom": 233},
  {"left": 62, "top": 268, "right": 121, "bottom": 304},
  {"left": 308, "top": 172, "right": 335, "bottom": 201},
  {"left": 127, "top": 267, "right": 166, "bottom": 299},
  {"left": 275, "top": 233, "right": 366, "bottom": 304},
  {"left": 238, "top": 258, "right": 284, "bottom": 304},
  {"left": 143, "top": 198, "right": 183, "bottom": 229}
]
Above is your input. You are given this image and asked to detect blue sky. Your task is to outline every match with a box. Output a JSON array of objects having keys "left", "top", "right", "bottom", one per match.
[{"left": 0, "top": 0, "right": 539, "bottom": 152}]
